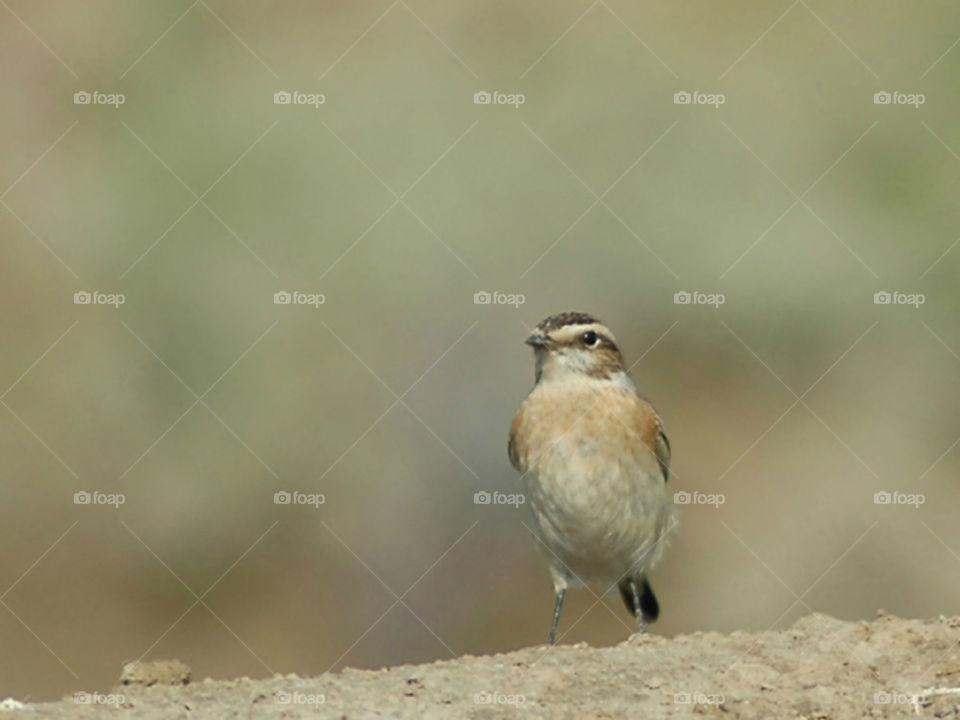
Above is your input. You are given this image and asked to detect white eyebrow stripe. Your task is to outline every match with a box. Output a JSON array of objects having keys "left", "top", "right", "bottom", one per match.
[{"left": 550, "top": 323, "right": 617, "bottom": 345}]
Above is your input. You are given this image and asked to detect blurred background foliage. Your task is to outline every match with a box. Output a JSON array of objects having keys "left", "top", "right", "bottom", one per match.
[{"left": 1, "top": 0, "right": 959, "bottom": 702}]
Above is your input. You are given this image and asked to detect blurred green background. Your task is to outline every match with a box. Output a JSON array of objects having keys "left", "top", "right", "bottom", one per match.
[{"left": 2, "top": 0, "right": 959, "bottom": 703}]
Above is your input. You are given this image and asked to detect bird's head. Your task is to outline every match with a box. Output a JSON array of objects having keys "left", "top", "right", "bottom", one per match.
[{"left": 526, "top": 312, "right": 626, "bottom": 383}]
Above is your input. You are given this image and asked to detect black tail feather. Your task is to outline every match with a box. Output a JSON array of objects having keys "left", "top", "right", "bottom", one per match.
[
  {"left": 619, "top": 576, "right": 659, "bottom": 623},
  {"left": 640, "top": 577, "right": 659, "bottom": 622}
]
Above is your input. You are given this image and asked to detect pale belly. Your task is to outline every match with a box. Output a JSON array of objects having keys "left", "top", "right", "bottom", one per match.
[{"left": 524, "top": 438, "right": 671, "bottom": 585}]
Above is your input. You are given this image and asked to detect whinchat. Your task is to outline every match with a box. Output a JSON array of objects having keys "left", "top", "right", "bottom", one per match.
[{"left": 509, "top": 312, "right": 673, "bottom": 644}]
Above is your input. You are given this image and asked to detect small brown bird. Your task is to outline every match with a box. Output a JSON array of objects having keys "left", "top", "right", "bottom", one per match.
[{"left": 509, "top": 312, "right": 673, "bottom": 644}]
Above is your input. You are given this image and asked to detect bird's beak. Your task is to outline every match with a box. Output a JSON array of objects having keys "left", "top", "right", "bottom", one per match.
[{"left": 525, "top": 333, "right": 549, "bottom": 348}]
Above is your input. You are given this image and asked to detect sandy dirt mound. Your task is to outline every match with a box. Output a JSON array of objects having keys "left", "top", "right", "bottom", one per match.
[{"left": 7, "top": 612, "right": 960, "bottom": 719}]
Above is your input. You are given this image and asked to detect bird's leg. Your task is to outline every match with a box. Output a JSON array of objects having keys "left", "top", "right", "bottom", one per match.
[
  {"left": 629, "top": 578, "right": 647, "bottom": 634},
  {"left": 549, "top": 588, "right": 566, "bottom": 645}
]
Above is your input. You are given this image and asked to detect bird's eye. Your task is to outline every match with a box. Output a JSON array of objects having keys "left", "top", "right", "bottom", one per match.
[{"left": 582, "top": 331, "right": 598, "bottom": 347}]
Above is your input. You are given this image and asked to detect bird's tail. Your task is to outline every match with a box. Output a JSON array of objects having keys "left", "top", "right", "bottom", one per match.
[{"left": 619, "top": 575, "right": 659, "bottom": 623}]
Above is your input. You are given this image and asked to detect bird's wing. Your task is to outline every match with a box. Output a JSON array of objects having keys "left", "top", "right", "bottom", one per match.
[
  {"left": 508, "top": 409, "right": 525, "bottom": 473},
  {"left": 507, "top": 433, "right": 520, "bottom": 472},
  {"left": 654, "top": 417, "right": 671, "bottom": 483},
  {"left": 630, "top": 391, "right": 671, "bottom": 483}
]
